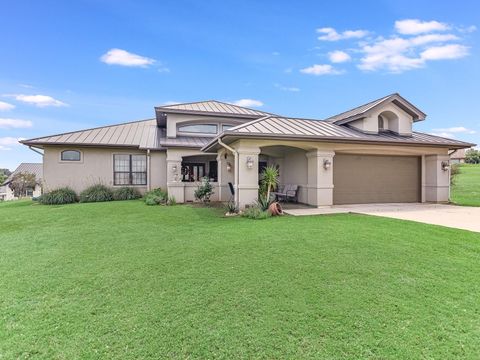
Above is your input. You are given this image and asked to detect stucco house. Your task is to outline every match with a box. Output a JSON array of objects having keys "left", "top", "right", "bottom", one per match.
[
  {"left": 21, "top": 93, "right": 473, "bottom": 208},
  {"left": 450, "top": 148, "right": 467, "bottom": 164},
  {"left": 1, "top": 163, "right": 43, "bottom": 201}
]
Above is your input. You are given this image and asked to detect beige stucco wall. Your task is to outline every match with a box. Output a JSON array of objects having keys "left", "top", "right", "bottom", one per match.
[
  {"left": 150, "top": 151, "right": 167, "bottom": 190},
  {"left": 2, "top": 184, "right": 42, "bottom": 201},
  {"left": 166, "top": 113, "right": 249, "bottom": 138},
  {"left": 43, "top": 146, "right": 151, "bottom": 194}
]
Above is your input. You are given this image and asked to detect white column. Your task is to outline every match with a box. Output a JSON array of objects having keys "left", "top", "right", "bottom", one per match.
[
  {"left": 425, "top": 154, "right": 450, "bottom": 202},
  {"left": 306, "top": 150, "right": 335, "bottom": 207},
  {"left": 166, "top": 149, "right": 185, "bottom": 203},
  {"left": 235, "top": 145, "right": 261, "bottom": 209}
]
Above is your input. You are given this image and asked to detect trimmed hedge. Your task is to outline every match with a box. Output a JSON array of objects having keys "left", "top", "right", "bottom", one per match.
[
  {"left": 79, "top": 184, "right": 114, "bottom": 203},
  {"left": 39, "top": 187, "right": 77, "bottom": 205},
  {"left": 113, "top": 187, "right": 142, "bottom": 201}
]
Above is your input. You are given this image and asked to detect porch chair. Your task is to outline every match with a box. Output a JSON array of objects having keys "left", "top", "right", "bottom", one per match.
[{"left": 273, "top": 184, "right": 299, "bottom": 203}]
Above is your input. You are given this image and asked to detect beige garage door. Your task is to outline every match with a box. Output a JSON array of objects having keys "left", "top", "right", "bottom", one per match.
[{"left": 333, "top": 154, "right": 421, "bottom": 204}]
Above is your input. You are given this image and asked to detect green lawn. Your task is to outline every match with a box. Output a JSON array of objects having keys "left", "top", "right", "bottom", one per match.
[
  {"left": 1, "top": 201, "right": 480, "bottom": 359},
  {"left": 451, "top": 164, "right": 480, "bottom": 206}
]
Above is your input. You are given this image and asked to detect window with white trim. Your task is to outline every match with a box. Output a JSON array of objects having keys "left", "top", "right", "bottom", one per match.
[
  {"left": 178, "top": 124, "right": 217, "bottom": 134},
  {"left": 113, "top": 154, "right": 147, "bottom": 185},
  {"left": 61, "top": 150, "right": 81, "bottom": 161}
]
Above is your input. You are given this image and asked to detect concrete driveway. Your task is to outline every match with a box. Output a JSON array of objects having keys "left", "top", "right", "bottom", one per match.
[{"left": 284, "top": 203, "right": 480, "bottom": 233}]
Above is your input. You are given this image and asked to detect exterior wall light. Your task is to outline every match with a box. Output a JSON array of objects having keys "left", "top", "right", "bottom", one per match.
[
  {"left": 323, "top": 159, "right": 332, "bottom": 170},
  {"left": 441, "top": 161, "right": 450, "bottom": 171},
  {"left": 172, "top": 164, "right": 177, "bottom": 172},
  {"left": 226, "top": 162, "right": 232, "bottom": 172},
  {"left": 246, "top": 157, "right": 254, "bottom": 169}
]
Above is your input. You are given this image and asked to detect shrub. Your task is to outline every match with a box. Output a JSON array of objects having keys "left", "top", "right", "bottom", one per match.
[
  {"left": 113, "top": 187, "right": 142, "bottom": 201},
  {"left": 39, "top": 187, "right": 77, "bottom": 205},
  {"left": 79, "top": 184, "right": 114, "bottom": 203},
  {"left": 450, "top": 163, "right": 460, "bottom": 185},
  {"left": 256, "top": 193, "right": 273, "bottom": 211},
  {"left": 194, "top": 177, "right": 214, "bottom": 203},
  {"left": 224, "top": 200, "right": 238, "bottom": 214},
  {"left": 144, "top": 188, "right": 168, "bottom": 205},
  {"left": 241, "top": 205, "right": 271, "bottom": 220},
  {"left": 167, "top": 196, "right": 177, "bottom": 206}
]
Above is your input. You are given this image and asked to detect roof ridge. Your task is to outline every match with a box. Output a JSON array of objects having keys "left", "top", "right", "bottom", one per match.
[
  {"left": 325, "top": 93, "right": 396, "bottom": 122},
  {"left": 21, "top": 118, "right": 155, "bottom": 144},
  {"left": 226, "top": 115, "right": 274, "bottom": 131}
]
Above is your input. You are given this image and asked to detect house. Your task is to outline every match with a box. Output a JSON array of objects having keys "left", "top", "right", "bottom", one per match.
[
  {"left": 1, "top": 163, "right": 43, "bottom": 201},
  {"left": 21, "top": 93, "right": 474, "bottom": 208},
  {"left": 450, "top": 148, "right": 467, "bottom": 164}
]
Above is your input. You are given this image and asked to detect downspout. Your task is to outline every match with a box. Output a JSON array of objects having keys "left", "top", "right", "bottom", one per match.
[
  {"left": 218, "top": 138, "right": 239, "bottom": 207},
  {"left": 28, "top": 146, "right": 44, "bottom": 156},
  {"left": 147, "top": 149, "right": 151, "bottom": 191}
]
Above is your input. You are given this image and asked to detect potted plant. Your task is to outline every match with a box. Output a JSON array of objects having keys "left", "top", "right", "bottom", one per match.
[{"left": 259, "top": 165, "right": 283, "bottom": 216}]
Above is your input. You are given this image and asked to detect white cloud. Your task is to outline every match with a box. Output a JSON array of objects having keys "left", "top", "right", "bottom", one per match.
[
  {"left": 232, "top": 99, "right": 264, "bottom": 107},
  {"left": 430, "top": 132, "right": 455, "bottom": 138},
  {"left": 420, "top": 44, "right": 469, "bottom": 60},
  {"left": 395, "top": 19, "right": 450, "bottom": 35},
  {"left": 0, "top": 137, "right": 23, "bottom": 151},
  {"left": 459, "top": 25, "right": 477, "bottom": 33},
  {"left": 100, "top": 48, "right": 156, "bottom": 67},
  {"left": 409, "top": 33, "right": 459, "bottom": 46},
  {"left": 0, "top": 101, "right": 15, "bottom": 111},
  {"left": 274, "top": 84, "right": 300, "bottom": 92},
  {"left": 328, "top": 50, "right": 351, "bottom": 63},
  {"left": 432, "top": 126, "right": 475, "bottom": 134},
  {"left": 12, "top": 94, "right": 67, "bottom": 107},
  {"left": 300, "top": 64, "right": 344, "bottom": 75},
  {"left": 161, "top": 101, "right": 180, "bottom": 106},
  {"left": 317, "top": 27, "right": 368, "bottom": 41},
  {"left": 0, "top": 118, "right": 33, "bottom": 129}
]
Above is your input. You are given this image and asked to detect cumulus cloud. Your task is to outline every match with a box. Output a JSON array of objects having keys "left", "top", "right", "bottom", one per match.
[
  {"left": 328, "top": 50, "right": 351, "bottom": 63},
  {"left": 232, "top": 99, "right": 264, "bottom": 107},
  {"left": 317, "top": 27, "right": 368, "bottom": 41},
  {"left": 11, "top": 94, "right": 67, "bottom": 107},
  {"left": 300, "top": 64, "right": 344, "bottom": 75},
  {"left": 274, "top": 84, "right": 300, "bottom": 92},
  {"left": 0, "top": 137, "right": 23, "bottom": 151},
  {"left": 101, "top": 48, "right": 156, "bottom": 67},
  {"left": 395, "top": 19, "right": 450, "bottom": 35},
  {"left": 0, "top": 101, "right": 15, "bottom": 111},
  {"left": 420, "top": 44, "right": 469, "bottom": 60},
  {"left": 430, "top": 126, "right": 476, "bottom": 139},
  {"left": 0, "top": 118, "right": 33, "bottom": 129}
]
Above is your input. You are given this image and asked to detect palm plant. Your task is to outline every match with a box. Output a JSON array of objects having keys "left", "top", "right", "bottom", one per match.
[{"left": 261, "top": 165, "right": 279, "bottom": 202}]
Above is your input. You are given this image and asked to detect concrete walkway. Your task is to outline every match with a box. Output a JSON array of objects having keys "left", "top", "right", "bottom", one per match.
[{"left": 284, "top": 203, "right": 480, "bottom": 233}]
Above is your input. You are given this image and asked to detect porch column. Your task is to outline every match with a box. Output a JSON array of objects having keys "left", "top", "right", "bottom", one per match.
[
  {"left": 216, "top": 149, "right": 235, "bottom": 202},
  {"left": 235, "top": 144, "right": 261, "bottom": 209},
  {"left": 166, "top": 149, "right": 185, "bottom": 203},
  {"left": 424, "top": 154, "right": 450, "bottom": 202},
  {"left": 306, "top": 150, "right": 335, "bottom": 207}
]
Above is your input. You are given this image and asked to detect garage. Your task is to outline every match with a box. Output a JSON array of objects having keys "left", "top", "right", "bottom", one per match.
[{"left": 333, "top": 154, "right": 421, "bottom": 205}]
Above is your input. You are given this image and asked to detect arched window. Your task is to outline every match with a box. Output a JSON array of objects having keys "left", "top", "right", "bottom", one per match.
[
  {"left": 378, "top": 115, "right": 385, "bottom": 131},
  {"left": 61, "top": 150, "right": 81, "bottom": 161}
]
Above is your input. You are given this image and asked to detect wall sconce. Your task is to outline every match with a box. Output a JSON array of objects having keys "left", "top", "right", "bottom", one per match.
[
  {"left": 323, "top": 159, "right": 332, "bottom": 170},
  {"left": 246, "top": 157, "right": 254, "bottom": 169},
  {"left": 441, "top": 161, "right": 450, "bottom": 172},
  {"left": 172, "top": 164, "right": 177, "bottom": 172},
  {"left": 226, "top": 162, "right": 232, "bottom": 172}
]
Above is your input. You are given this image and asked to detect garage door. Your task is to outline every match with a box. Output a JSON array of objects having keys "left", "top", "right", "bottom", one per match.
[{"left": 333, "top": 154, "right": 421, "bottom": 204}]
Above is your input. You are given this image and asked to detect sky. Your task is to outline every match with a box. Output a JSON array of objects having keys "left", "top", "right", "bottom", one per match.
[{"left": 0, "top": 0, "right": 479, "bottom": 170}]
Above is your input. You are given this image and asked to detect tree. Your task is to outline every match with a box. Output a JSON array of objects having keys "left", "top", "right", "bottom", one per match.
[
  {"left": 261, "top": 165, "right": 279, "bottom": 202},
  {"left": 8, "top": 172, "right": 38, "bottom": 198},
  {"left": 0, "top": 168, "right": 11, "bottom": 185},
  {"left": 465, "top": 149, "right": 480, "bottom": 164}
]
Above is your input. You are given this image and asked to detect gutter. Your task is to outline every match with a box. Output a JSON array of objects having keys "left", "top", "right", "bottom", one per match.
[
  {"left": 217, "top": 138, "right": 238, "bottom": 207},
  {"left": 28, "top": 146, "right": 44, "bottom": 156}
]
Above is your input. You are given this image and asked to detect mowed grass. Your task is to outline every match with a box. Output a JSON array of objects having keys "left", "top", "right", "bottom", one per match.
[
  {"left": 1, "top": 201, "right": 480, "bottom": 359},
  {"left": 451, "top": 164, "right": 480, "bottom": 206}
]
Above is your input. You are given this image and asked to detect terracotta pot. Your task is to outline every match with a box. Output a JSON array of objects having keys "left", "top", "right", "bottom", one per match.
[{"left": 268, "top": 202, "right": 283, "bottom": 216}]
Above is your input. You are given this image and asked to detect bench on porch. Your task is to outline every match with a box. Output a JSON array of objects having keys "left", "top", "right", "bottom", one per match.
[{"left": 273, "top": 184, "right": 299, "bottom": 203}]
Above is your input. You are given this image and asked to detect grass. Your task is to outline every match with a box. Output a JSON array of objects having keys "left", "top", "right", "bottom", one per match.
[
  {"left": 451, "top": 164, "right": 480, "bottom": 206},
  {"left": 1, "top": 200, "right": 480, "bottom": 359}
]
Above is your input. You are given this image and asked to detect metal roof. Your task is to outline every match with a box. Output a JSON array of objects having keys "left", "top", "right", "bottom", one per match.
[
  {"left": 159, "top": 135, "right": 213, "bottom": 148},
  {"left": 202, "top": 115, "right": 474, "bottom": 151},
  {"left": 156, "top": 100, "right": 274, "bottom": 118},
  {"left": 325, "top": 93, "right": 427, "bottom": 124},
  {"left": 22, "top": 119, "right": 160, "bottom": 149},
  {"left": 3, "top": 163, "right": 43, "bottom": 185}
]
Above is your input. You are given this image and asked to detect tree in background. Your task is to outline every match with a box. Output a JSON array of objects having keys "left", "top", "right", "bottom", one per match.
[
  {"left": 465, "top": 149, "right": 480, "bottom": 164},
  {"left": 8, "top": 172, "right": 38, "bottom": 198},
  {"left": 0, "top": 168, "right": 11, "bottom": 184}
]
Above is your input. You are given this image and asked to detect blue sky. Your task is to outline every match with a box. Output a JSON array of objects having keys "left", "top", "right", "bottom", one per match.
[{"left": 0, "top": 0, "right": 479, "bottom": 170}]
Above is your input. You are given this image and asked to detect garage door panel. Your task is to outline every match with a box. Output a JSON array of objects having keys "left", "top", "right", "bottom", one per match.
[{"left": 333, "top": 154, "right": 420, "bottom": 204}]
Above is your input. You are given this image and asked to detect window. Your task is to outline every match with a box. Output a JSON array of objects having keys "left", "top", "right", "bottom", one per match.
[
  {"left": 178, "top": 124, "right": 217, "bottom": 134},
  {"left": 378, "top": 115, "right": 385, "bottom": 131},
  {"left": 61, "top": 150, "right": 81, "bottom": 161},
  {"left": 222, "top": 124, "right": 234, "bottom": 132},
  {"left": 26, "top": 188, "right": 34, "bottom": 197},
  {"left": 208, "top": 161, "right": 218, "bottom": 182},
  {"left": 113, "top": 154, "right": 147, "bottom": 185},
  {"left": 181, "top": 163, "right": 205, "bottom": 182}
]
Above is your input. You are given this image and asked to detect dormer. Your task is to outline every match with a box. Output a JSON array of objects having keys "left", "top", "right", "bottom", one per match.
[
  {"left": 325, "top": 93, "right": 426, "bottom": 136},
  {"left": 154, "top": 100, "right": 272, "bottom": 138}
]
